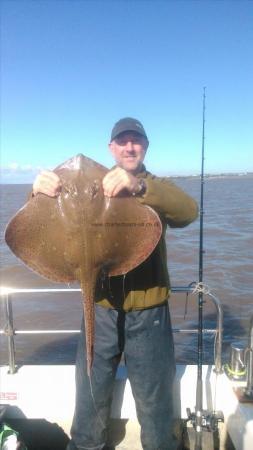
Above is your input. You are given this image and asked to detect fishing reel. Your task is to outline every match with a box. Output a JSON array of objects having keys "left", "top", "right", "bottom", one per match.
[{"left": 186, "top": 408, "right": 224, "bottom": 432}]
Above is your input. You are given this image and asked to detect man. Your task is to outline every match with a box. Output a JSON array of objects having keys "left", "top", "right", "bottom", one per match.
[{"left": 33, "top": 118, "right": 198, "bottom": 450}]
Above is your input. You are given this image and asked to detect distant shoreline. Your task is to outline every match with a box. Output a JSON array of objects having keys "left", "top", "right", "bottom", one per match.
[{"left": 170, "top": 172, "right": 253, "bottom": 180}]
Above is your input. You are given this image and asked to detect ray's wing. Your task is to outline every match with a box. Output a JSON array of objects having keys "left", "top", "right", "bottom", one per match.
[
  {"left": 5, "top": 193, "right": 80, "bottom": 282},
  {"left": 5, "top": 154, "right": 108, "bottom": 283},
  {"left": 93, "top": 196, "right": 162, "bottom": 276}
]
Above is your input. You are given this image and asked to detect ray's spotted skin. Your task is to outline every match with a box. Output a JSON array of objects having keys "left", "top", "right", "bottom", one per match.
[{"left": 5, "top": 154, "right": 162, "bottom": 376}]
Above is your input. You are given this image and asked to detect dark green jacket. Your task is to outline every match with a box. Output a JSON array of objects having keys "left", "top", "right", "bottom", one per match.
[{"left": 95, "top": 166, "right": 198, "bottom": 311}]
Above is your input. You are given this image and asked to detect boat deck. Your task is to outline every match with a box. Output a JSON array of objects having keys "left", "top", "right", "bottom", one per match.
[{"left": 1, "top": 364, "right": 251, "bottom": 449}]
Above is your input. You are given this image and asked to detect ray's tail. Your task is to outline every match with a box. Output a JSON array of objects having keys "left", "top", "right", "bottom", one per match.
[
  {"left": 80, "top": 271, "right": 106, "bottom": 429},
  {"left": 80, "top": 274, "right": 96, "bottom": 377}
]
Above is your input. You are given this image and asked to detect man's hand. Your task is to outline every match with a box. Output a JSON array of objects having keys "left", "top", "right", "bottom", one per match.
[
  {"left": 102, "top": 167, "right": 140, "bottom": 197},
  {"left": 33, "top": 170, "right": 62, "bottom": 197}
]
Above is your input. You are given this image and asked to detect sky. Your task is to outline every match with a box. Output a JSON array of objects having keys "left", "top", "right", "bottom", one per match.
[{"left": 1, "top": 0, "right": 252, "bottom": 183}]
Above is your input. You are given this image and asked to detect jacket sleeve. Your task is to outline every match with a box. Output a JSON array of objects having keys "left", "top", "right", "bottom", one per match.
[{"left": 137, "top": 174, "right": 198, "bottom": 228}]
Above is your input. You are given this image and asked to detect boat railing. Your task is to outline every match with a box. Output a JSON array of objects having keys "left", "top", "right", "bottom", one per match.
[
  {"left": 244, "top": 314, "right": 253, "bottom": 396},
  {"left": 0, "top": 285, "right": 223, "bottom": 375}
]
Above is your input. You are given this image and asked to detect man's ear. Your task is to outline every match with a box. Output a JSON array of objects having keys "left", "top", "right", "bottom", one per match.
[{"left": 108, "top": 142, "right": 115, "bottom": 156}]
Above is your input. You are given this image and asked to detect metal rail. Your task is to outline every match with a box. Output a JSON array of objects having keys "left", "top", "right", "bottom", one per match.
[{"left": 0, "top": 286, "right": 223, "bottom": 374}]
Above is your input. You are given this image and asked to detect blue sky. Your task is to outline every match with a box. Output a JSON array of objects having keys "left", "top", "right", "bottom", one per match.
[{"left": 1, "top": 0, "right": 252, "bottom": 183}]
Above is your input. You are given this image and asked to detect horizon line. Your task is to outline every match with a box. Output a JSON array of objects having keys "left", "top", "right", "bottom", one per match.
[{"left": 1, "top": 171, "right": 253, "bottom": 185}]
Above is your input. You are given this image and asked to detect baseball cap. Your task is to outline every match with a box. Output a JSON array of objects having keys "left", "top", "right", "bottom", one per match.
[{"left": 110, "top": 117, "right": 148, "bottom": 141}]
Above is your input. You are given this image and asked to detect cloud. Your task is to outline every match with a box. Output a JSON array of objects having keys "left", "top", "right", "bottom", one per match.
[
  {"left": 0, "top": 163, "right": 43, "bottom": 183},
  {"left": 8, "top": 162, "right": 20, "bottom": 170}
]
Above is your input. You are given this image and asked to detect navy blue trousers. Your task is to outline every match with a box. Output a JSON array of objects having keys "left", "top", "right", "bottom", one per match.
[{"left": 66, "top": 303, "right": 177, "bottom": 450}]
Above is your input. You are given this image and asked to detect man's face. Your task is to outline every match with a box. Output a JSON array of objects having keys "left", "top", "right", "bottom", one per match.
[{"left": 109, "top": 131, "right": 148, "bottom": 174}]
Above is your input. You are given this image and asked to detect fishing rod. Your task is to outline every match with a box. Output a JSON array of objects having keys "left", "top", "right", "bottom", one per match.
[
  {"left": 186, "top": 88, "right": 223, "bottom": 450},
  {"left": 194, "top": 86, "right": 206, "bottom": 450}
]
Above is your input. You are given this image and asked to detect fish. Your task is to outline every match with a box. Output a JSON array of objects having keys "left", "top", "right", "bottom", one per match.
[{"left": 5, "top": 154, "right": 162, "bottom": 376}]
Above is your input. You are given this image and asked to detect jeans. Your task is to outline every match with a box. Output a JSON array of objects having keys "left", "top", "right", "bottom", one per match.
[{"left": 66, "top": 303, "right": 177, "bottom": 450}]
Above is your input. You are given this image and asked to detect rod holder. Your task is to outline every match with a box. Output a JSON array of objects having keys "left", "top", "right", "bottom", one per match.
[{"left": 224, "top": 341, "right": 246, "bottom": 380}]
